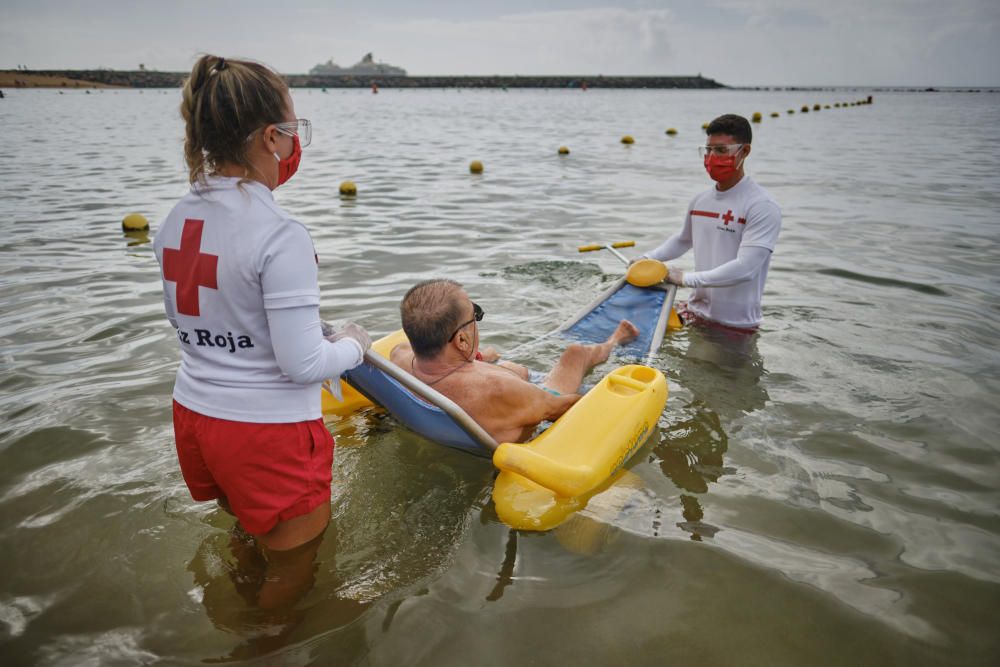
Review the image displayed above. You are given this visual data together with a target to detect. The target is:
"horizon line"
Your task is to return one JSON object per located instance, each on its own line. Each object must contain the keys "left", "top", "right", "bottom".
{"left": 2, "top": 68, "right": 998, "bottom": 91}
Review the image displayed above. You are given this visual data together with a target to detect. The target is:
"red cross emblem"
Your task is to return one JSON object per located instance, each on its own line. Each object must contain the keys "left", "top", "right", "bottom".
{"left": 162, "top": 218, "right": 218, "bottom": 316}
{"left": 722, "top": 210, "right": 734, "bottom": 225}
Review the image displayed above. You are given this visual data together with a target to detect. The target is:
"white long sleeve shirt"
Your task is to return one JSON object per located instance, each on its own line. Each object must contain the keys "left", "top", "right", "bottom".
{"left": 647, "top": 176, "right": 781, "bottom": 329}
{"left": 154, "top": 176, "right": 362, "bottom": 422}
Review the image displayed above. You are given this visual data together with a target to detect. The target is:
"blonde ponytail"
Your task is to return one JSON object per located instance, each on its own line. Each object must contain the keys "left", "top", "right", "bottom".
{"left": 179, "top": 55, "right": 289, "bottom": 183}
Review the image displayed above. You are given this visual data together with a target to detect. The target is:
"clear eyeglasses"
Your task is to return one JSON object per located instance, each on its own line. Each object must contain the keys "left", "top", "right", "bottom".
{"left": 274, "top": 118, "right": 312, "bottom": 147}
{"left": 698, "top": 143, "right": 743, "bottom": 157}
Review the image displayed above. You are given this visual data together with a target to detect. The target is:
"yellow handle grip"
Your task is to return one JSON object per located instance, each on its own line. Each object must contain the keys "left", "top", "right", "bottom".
{"left": 493, "top": 444, "right": 595, "bottom": 498}
{"left": 578, "top": 241, "right": 635, "bottom": 253}
{"left": 607, "top": 373, "right": 650, "bottom": 392}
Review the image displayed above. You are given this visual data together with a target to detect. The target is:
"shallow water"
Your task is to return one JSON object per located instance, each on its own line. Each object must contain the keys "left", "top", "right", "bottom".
{"left": 1, "top": 87, "right": 999, "bottom": 665}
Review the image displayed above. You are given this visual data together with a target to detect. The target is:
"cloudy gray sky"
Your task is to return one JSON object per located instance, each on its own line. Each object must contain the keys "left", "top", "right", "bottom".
{"left": 2, "top": 0, "right": 998, "bottom": 87}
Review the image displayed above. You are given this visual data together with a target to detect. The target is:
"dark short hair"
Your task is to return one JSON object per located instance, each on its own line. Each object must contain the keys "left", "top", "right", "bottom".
{"left": 706, "top": 114, "right": 752, "bottom": 144}
{"left": 400, "top": 279, "right": 466, "bottom": 357}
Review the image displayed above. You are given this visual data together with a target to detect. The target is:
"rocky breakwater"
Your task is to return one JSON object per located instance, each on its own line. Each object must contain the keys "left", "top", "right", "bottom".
{"left": 3, "top": 70, "right": 724, "bottom": 90}
{"left": 293, "top": 74, "right": 723, "bottom": 89}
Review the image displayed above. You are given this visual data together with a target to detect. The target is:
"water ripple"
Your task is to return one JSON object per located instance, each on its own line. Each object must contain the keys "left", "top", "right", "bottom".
{"left": 1, "top": 88, "right": 999, "bottom": 665}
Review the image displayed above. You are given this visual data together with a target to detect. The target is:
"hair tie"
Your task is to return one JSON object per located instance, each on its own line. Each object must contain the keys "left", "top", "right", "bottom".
{"left": 214, "top": 57, "right": 226, "bottom": 72}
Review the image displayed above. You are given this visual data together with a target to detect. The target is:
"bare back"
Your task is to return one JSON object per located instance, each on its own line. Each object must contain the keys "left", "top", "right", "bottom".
{"left": 390, "top": 344, "right": 579, "bottom": 444}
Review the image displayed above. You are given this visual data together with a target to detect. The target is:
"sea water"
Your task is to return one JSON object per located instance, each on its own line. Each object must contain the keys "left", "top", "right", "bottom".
{"left": 1, "top": 87, "right": 998, "bottom": 665}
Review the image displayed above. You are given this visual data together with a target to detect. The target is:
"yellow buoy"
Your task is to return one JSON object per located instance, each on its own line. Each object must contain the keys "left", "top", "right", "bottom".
{"left": 770, "top": 112, "right": 780, "bottom": 118}
{"left": 121, "top": 213, "right": 149, "bottom": 232}
{"left": 469, "top": 160, "right": 484, "bottom": 174}
{"left": 824, "top": 104, "right": 831, "bottom": 109}
{"left": 339, "top": 180, "right": 357, "bottom": 197}
{"left": 813, "top": 104, "right": 821, "bottom": 111}
{"left": 620, "top": 135, "right": 634, "bottom": 145}
{"left": 835, "top": 103, "right": 841, "bottom": 108}
{"left": 801, "top": 105, "right": 809, "bottom": 113}
{"left": 701, "top": 122, "right": 709, "bottom": 130}
{"left": 558, "top": 146, "right": 570, "bottom": 155}
{"left": 751, "top": 112, "right": 762, "bottom": 123}
{"left": 665, "top": 128, "right": 678, "bottom": 136}
{"left": 124, "top": 229, "right": 150, "bottom": 247}
{"left": 787, "top": 109, "right": 795, "bottom": 114}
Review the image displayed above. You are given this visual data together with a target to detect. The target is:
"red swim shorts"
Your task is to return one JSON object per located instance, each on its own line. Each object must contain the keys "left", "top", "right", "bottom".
{"left": 172, "top": 400, "right": 334, "bottom": 535}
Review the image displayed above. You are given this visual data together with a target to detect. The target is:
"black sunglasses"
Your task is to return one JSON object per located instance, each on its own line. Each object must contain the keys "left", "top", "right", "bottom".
{"left": 448, "top": 302, "right": 484, "bottom": 341}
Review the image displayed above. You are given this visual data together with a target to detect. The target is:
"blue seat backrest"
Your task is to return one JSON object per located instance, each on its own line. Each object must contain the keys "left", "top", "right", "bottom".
{"left": 344, "top": 362, "right": 494, "bottom": 457}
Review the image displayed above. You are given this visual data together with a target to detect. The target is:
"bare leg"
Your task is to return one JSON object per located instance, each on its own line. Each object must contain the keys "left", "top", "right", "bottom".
{"left": 257, "top": 502, "right": 331, "bottom": 552}
{"left": 241, "top": 503, "right": 331, "bottom": 611}
{"left": 544, "top": 320, "right": 639, "bottom": 394}
{"left": 257, "top": 530, "right": 326, "bottom": 610}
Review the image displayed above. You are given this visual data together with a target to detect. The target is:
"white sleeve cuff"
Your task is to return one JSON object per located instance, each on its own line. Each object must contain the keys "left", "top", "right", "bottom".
{"left": 342, "top": 337, "right": 365, "bottom": 367}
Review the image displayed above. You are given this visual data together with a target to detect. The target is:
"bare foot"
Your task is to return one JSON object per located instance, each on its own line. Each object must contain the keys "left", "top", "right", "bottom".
{"left": 586, "top": 320, "right": 640, "bottom": 367}
{"left": 609, "top": 320, "right": 640, "bottom": 346}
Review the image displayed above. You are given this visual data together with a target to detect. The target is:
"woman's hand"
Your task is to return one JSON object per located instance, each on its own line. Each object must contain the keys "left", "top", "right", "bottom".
{"left": 325, "top": 322, "right": 372, "bottom": 354}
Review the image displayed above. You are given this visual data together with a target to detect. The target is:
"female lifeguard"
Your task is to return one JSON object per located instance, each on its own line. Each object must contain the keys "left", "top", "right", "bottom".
{"left": 153, "top": 56, "right": 369, "bottom": 578}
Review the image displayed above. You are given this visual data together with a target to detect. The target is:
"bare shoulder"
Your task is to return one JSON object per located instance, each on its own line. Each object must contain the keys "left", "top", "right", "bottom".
{"left": 477, "top": 361, "right": 533, "bottom": 386}
{"left": 452, "top": 363, "right": 554, "bottom": 442}
{"left": 474, "top": 363, "right": 547, "bottom": 407}
{"left": 440, "top": 362, "right": 527, "bottom": 407}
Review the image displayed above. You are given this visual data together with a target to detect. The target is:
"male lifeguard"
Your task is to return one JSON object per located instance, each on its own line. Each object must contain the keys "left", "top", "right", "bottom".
{"left": 644, "top": 114, "right": 781, "bottom": 331}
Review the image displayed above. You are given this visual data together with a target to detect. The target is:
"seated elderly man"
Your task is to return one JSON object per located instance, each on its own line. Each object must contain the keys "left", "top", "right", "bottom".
{"left": 391, "top": 279, "right": 638, "bottom": 444}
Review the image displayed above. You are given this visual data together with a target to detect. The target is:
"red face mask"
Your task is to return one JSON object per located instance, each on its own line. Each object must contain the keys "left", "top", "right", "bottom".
{"left": 274, "top": 134, "right": 301, "bottom": 187}
{"left": 704, "top": 153, "right": 741, "bottom": 183}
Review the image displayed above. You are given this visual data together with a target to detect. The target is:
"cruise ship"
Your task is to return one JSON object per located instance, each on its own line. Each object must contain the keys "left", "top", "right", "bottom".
{"left": 309, "top": 53, "right": 406, "bottom": 77}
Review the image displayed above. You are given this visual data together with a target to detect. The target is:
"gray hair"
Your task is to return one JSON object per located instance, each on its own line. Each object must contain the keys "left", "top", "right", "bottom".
{"left": 400, "top": 279, "right": 466, "bottom": 357}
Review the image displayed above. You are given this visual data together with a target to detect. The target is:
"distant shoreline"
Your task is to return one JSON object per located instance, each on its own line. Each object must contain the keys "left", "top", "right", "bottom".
{"left": 0, "top": 71, "right": 123, "bottom": 89}
{"left": 2, "top": 69, "right": 722, "bottom": 90}
{"left": 1, "top": 70, "right": 995, "bottom": 92}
